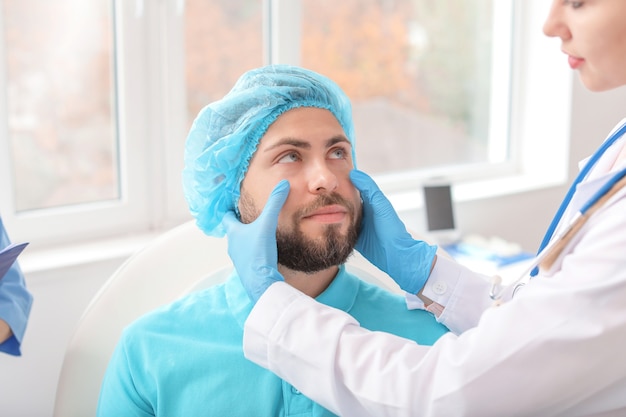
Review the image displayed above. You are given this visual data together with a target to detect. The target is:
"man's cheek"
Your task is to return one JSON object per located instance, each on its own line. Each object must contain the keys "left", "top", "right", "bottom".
{"left": 276, "top": 210, "right": 291, "bottom": 234}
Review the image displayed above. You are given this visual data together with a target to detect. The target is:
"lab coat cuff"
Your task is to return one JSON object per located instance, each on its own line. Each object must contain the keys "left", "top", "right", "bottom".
{"left": 421, "top": 256, "right": 463, "bottom": 306}
{"left": 433, "top": 259, "right": 494, "bottom": 334}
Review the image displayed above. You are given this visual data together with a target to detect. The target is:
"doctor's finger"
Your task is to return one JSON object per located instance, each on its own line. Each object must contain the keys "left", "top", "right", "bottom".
{"left": 257, "top": 180, "right": 290, "bottom": 226}
{"left": 351, "top": 169, "right": 398, "bottom": 221}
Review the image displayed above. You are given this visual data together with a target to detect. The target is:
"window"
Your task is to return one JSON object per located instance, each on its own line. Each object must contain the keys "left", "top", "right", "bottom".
{"left": 0, "top": 0, "right": 571, "bottom": 248}
{"left": 300, "top": 0, "right": 510, "bottom": 177}
{"left": 4, "top": 0, "right": 117, "bottom": 212}
{"left": 184, "top": 0, "right": 264, "bottom": 123}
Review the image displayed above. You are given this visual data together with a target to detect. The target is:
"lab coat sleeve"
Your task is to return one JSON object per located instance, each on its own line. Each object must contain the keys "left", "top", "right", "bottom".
{"left": 0, "top": 217, "right": 33, "bottom": 356}
{"left": 243, "top": 195, "right": 626, "bottom": 417}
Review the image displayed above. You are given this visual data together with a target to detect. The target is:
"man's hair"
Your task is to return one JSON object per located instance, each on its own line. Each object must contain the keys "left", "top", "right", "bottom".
{"left": 182, "top": 65, "right": 356, "bottom": 237}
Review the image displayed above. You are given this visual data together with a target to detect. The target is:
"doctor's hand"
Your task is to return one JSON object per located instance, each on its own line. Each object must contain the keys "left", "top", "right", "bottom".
{"left": 350, "top": 170, "right": 438, "bottom": 294}
{"left": 223, "top": 180, "right": 290, "bottom": 304}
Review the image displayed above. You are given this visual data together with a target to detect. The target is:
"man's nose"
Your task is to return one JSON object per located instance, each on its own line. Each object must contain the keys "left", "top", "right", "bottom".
{"left": 307, "top": 161, "right": 338, "bottom": 193}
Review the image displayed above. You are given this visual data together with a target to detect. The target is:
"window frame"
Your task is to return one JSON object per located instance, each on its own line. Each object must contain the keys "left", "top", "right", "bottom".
{"left": 0, "top": 0, "right": 196, "bottom": 247}
{"left": 446, "top": 0, "right": 571, "bottom": 208}
{"left": 0, "top": 0, "right": 157, "bottom": 247}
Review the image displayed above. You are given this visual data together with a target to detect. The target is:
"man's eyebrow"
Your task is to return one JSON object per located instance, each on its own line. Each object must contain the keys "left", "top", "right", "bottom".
{"left": 263, "top": 138, "right": 311, "bottom": 152}
{"left": 262, "top": 135, "right": 351, "bottom": 152}
{"left": 326, "top": 135, "right": 351, "bottom": 148}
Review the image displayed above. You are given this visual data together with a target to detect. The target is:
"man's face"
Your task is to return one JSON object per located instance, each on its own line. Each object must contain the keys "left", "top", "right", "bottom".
{"left": 239, "top": 107, "right": 362, "bottom": 273}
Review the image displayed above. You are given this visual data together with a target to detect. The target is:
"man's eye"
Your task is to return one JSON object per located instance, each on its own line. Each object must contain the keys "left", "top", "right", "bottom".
{"left": 278, "top": 152, "right": 300, "bottom": 163}
{"left": 329, "top": 148, "right": 347, "bottom": 159}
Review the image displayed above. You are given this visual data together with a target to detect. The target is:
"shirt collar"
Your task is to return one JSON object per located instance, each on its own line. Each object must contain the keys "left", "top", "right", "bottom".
{"left": 225, "top": 264, "right": 359, "bottom": 328}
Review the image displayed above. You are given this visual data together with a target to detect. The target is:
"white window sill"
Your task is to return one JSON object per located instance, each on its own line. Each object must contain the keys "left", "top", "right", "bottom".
{"left": 387, "top": 170, "right": 566, "bottom": 212}
{"left": 19, "top": 230, "right": 163, "bottom": 274}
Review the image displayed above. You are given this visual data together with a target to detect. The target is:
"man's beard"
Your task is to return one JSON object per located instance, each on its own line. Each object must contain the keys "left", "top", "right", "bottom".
{"left": 239, "top": 191, "right": 361, "bottom": 273}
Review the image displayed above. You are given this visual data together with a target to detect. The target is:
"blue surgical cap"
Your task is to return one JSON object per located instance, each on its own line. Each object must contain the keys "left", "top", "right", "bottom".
{"left": 182, "top": 64, "right": 356, "bottom": 237}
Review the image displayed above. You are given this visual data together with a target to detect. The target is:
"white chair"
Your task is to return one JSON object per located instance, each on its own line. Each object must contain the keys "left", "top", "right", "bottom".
{"left": 52, "top": 220, "right": 399, "bottom": 417}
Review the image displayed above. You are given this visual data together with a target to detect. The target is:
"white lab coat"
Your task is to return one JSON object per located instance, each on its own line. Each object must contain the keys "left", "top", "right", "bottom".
{"left": 243, "top": 120, "right": 626, "bottom": 417}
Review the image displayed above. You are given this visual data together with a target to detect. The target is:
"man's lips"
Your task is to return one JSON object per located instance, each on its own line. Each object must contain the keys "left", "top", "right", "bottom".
{"left": 302, "top": 205, "right": 348, "bottom": 223}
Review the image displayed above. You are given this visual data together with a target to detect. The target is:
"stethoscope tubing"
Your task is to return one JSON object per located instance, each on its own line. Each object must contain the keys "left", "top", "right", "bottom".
{"left": 530, "top": 121, "right": 626, "bottom": 277}
{"left": 490, "top": 122, "right": 626, "bottom": 302}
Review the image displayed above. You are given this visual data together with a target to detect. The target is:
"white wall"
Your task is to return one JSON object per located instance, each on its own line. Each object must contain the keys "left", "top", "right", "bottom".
{"left": 2, "top": 79, "right": 626, "bottom": 417}
{"left": 0, "top": 258, "right": 122, "bottom": 417}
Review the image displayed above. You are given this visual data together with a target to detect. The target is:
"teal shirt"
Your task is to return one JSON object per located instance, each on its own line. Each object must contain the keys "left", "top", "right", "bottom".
{"left": 97, "top": 266, "right": 448, "bottom": 417}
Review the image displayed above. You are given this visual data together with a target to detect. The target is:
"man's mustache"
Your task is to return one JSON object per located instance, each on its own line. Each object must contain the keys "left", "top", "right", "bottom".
{"left": 295, "top": 193, "right": 356, "bottom": 219}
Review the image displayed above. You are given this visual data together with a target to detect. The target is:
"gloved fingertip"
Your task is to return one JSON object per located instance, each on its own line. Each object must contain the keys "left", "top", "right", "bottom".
{"left": 349, "top": 169, "right": 367, "bottom": 184}
{"left": 351, "top": 172, "right": 376, "bottom": 210}
{"left": 266, "top": 180, "right": 290, "bottom": 210}
{"left": 350, "top": 170, "right": 379, "bottom": 194}
{"left": 272, "top": 179, "right": 290, "bottom": 196}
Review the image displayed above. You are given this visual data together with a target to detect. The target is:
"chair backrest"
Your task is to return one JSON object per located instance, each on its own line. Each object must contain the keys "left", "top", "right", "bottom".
{"left": 52, "top": 220, "right": 399, "bottom": 417}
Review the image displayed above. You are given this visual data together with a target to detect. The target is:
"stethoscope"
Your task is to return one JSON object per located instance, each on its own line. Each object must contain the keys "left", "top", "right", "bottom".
{"left": 490, "top": 122, "right": 626, "bottom": 304}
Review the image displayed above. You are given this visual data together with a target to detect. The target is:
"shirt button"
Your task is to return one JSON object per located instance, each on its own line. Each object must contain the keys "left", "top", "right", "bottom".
{"left": 431, "top": 281, "right": 447, "bottom": 295}
{"left": 291, "top": 386, "right": 301, "bottom": 395}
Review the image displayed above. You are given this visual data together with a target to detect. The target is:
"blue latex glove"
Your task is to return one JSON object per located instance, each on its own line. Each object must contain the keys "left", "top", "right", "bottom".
{"left": 223, "top": 180, "right": 290, "bottom": 303}
{"left": 350, "top": 170, "right": 438, "bottom": 294}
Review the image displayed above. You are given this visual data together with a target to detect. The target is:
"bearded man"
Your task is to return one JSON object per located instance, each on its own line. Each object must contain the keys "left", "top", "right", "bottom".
{"left": 97, "top": 65, "right": 448, "bottom": 417}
